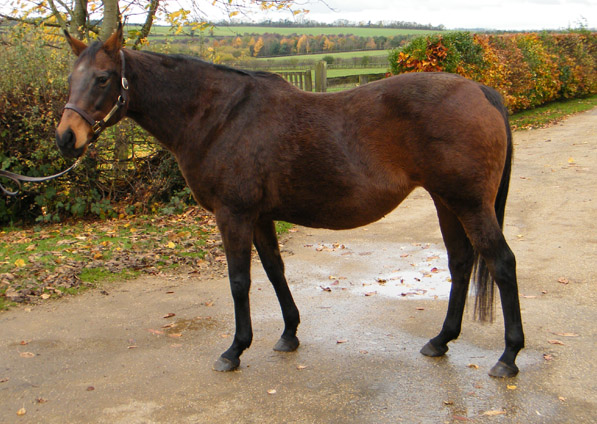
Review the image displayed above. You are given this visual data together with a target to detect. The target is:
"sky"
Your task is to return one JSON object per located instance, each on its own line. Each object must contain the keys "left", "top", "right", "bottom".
{"left": 1, "top": 0, "right": 595, "bottom": 31}
{"left": 255, "top": 0, "right": 596, "bottom": 31}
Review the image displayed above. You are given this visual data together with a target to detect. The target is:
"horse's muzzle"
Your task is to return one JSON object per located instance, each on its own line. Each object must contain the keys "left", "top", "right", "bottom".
{"left": 55, "top": 128, "right": 87, "bottom": 158}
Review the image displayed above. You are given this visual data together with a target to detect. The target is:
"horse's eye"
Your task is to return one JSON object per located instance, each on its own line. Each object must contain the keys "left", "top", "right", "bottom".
{"left": 97, "top": 76, "right": 109, "bottom": 86}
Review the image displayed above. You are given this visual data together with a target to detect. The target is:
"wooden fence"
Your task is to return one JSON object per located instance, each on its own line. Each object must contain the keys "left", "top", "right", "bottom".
{"left": 276, "top": 70, "right": 313, "bottom": 91}
{"left": 277, "top": 61, "right": 387, "bottom": 93}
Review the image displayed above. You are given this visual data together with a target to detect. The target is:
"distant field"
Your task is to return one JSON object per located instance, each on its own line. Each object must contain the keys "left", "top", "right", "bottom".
{"left": 256, "top": 50, "right": 390, "bottom": 63}
{"left": 145, "top": 25, "right": 442, "bottom": 38}
{"left": 271, "top": 68, "right": 388, "bottom": 78}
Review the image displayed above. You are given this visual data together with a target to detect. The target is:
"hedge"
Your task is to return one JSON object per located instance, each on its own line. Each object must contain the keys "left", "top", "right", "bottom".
{"left": 388, "top": 31, "right": 597, "bottom": 112}
{"left": 0, "top": 30, "right": 190, "bottom": 225}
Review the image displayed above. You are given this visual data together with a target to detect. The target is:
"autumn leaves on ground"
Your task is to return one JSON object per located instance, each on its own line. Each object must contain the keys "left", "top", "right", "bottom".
{"left": 0, "top": 208, "right": 226, "bottom": 309}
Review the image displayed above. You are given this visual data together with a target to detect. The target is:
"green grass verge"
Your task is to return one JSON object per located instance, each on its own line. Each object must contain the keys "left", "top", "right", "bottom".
{"left": 510, "top": 95, "right": 597, "bottom": 130}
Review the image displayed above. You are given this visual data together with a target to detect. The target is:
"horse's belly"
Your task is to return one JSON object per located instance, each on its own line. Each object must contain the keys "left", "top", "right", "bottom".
{"left": 275, "top": 185, "right": 412, "bottom": 230}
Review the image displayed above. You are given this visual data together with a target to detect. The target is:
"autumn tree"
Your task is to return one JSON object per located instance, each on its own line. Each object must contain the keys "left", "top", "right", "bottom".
{"left": 1, "top": 0, "right": 307, "bottom": 48}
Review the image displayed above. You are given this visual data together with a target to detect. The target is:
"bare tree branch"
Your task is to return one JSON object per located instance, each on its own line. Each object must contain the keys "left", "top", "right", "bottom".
{"left": 133, "top": 0, "right": 159, "bottom": 49}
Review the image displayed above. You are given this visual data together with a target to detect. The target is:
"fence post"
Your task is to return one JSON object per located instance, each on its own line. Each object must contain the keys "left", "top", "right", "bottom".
{"left": 358, "top": 74, "right": 369, "bottom": 85}
{"left": 304, "top": 70, "right": 313, "bottom": 92}
{"left": 315, "top": 61, "right": 327, "bottom": 92}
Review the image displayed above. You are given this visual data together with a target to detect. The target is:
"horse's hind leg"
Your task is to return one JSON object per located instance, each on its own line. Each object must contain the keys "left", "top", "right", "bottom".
{"left": 421, "top": 196, "right": 475, "bottom": 357}
{"left": 456, "top": 205, "right": 524, "bottom": 377}
{"left": 253, "top": 219, "right": 300, "bottom": 352}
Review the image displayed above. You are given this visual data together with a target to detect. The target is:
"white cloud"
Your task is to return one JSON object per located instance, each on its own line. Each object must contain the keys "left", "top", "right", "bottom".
{"left": 302, "top": 0, "right": 596, "bottom": 30}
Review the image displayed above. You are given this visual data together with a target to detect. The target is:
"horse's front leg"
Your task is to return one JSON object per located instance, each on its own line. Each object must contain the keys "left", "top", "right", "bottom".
{"left": 212, "top": 209, "right": 255, "bottom": 372}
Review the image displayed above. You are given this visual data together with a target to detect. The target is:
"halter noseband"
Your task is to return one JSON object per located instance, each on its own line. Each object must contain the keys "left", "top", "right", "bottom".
{"left": 63, "top": 50, "right": 129, "bottom": 142}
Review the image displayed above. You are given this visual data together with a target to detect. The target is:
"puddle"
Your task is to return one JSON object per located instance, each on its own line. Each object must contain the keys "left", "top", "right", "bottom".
{"left": 305, "top": 241, "right": 452, "bottom": 300}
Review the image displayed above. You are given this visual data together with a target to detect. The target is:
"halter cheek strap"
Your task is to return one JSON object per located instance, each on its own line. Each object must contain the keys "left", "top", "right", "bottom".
{"left": 63, "top": 50, "right": 129, "bottom": 142}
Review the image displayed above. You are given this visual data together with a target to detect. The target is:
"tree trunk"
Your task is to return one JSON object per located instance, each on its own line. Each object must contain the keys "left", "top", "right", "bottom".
{"left": 100, "top": 0, "right": 120, "bottom": 40}
{"left": 70, "top": 0, "right": 88, "bottom": 38}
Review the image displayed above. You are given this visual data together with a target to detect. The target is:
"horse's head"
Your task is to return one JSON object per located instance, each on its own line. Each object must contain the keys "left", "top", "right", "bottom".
{"left": 56, "top": 24, "right": 128, "bottom": 158}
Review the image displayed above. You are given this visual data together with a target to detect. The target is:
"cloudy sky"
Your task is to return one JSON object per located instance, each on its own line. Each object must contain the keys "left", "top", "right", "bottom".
{"left": 272, "top": 0, "right": 596, "bottom": 30}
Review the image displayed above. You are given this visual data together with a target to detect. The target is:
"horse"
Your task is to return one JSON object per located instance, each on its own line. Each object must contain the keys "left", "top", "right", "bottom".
{"left": 55, "top": 25, "right": 524, "bottom": 378}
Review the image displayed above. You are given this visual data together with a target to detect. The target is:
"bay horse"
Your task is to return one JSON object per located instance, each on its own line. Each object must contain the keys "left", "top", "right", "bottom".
{"left": 56, "top": 25, "right": 524, "bottom": 377}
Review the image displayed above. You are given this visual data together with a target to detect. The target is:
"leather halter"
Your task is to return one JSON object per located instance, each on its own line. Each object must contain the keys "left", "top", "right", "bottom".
{"left": 63, "top": 49, "right": 129, "bottom": 143}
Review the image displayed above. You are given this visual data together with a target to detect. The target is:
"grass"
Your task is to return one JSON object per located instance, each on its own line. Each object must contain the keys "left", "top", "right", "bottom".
{"left": 0, "top": 208, "right": 222, "bottom": 309}
{"left": 257, "top": 49, "right": 390, "bottom": 63}
{"left": 510, "top": 95, "right": 597, "bottom": 130}
{"left": 0, "top": 209, "right": 297, "bottom": 309}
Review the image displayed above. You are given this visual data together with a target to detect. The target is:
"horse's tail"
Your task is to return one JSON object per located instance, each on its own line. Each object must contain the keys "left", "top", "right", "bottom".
{"left": 472, "top": 86, "right": 513, "bottom": 322}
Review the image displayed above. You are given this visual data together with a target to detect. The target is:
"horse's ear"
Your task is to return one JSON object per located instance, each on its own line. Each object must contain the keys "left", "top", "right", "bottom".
{"left": 103, "top": 22, "right": 124, "bottom": 55}
{"left": 64, "top": 30, "right": 88, "bottom": 56}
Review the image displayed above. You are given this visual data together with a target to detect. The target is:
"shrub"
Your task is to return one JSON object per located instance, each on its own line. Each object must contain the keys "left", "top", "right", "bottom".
{"left": 0, "top": 28, "right": 189, "bottom": 225}
{"left": 389, "top": 31, "right": 597, "bottom": 112}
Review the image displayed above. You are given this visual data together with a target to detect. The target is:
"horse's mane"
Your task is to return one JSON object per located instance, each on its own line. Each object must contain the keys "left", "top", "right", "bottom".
{"left": 141, "top": 50, "right": 285, "bottom": 82}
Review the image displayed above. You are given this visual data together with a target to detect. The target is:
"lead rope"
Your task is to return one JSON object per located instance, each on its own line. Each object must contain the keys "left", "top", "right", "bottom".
{"left": 0, "top": 157, "right": 83, "bottom": 197}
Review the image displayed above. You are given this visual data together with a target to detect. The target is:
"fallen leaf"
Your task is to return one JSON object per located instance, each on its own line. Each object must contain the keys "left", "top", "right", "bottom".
{"left": 548, "top": 339, "right": 565, "bottom": 345}
{"left": 147, "top": 329, "right": 164, "bottom": 335}
{"left": 364, "top": 291, "right": 377, "bottom": 296}
{"left": 415, "top": 307, "right": 425, "bottom": 311}
{"left": 267, "top": 389, "right": 277, "bottom": 395}
{"left": 86, "top": 386, "right": 95, "bottom": 391}
{"left": 163, "top": 313, "right": 176, "bottom": 319}
{"left": 14, "top": 259, "right": 26, "bottom": 267}
{"left": 336, "top": 339, "right": 348, "bottom": 344}
{"left": 0, "top": 378, "right": 9, "bottom": 383}
{"left": 467, "top": 364, "right": 479, "bottom": 369}
{"left": 482, "top": 410, "right": 506, "bottom": 416}
{"left": 168, "top": 333, "right": 182, "bottom": 338}
{"left": 558, "top": 396, "right": 566, "bottom": 402}
{"left": 320, "top": 286, "right": 332, "bottom": 292}
{"left": 167, "top": 241, "right": 176, "bottom": 249}
{"left": 36, "top": 397, "right": 48, "bottom": 404}
{"left": 19, "top": 340, "right": 29, "bottom": 345}
{"left": 16, "top": 408, "right": 26, "bottom": 416}
{"left": 557, "top": 277, "right": 570, "bottom": 284}
{"left": 507, "top": 384, "right": 517, "bottom": 390}
{"left": 543, "top": 354, "right": 553, "bottom": 361}
{"left": 19, "top": 352, "right": 35, "bottom": 358}
{"left": 443, "top": 400, "right": 454, "bottom": 406}
{"left": 204, "top": 301, "right": 214, "bottom": 307}
{"left": 296, "top": 365, "right": 307, "bottom": 370}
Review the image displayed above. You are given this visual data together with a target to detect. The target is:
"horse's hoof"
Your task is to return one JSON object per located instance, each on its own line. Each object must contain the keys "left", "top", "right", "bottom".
{"left": 488, "top": 361, "right": 519, "bottom": 378}
{"left": 273, "top": 336, "right": 300, "bottom": 352}
{"left": 213, "top": 356, "right": 240, "bottom": 372}
{"left": 420, "top": 341, "right": 449, "bottom": 357}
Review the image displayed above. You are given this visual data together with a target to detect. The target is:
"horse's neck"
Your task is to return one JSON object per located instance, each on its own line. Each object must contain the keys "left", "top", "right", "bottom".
{"left": 124, "top": 50, "right": 235, "bottom": 152}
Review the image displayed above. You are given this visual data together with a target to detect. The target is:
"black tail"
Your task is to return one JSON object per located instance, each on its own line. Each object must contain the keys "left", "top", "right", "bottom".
{"left": 473, "top": 86, "right": 513, "bottom": 322}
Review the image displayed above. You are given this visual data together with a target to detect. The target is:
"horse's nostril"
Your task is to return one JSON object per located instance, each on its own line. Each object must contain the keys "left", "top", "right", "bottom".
{"left": 56, "top": 128, "right": 75, "bottom": 149}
